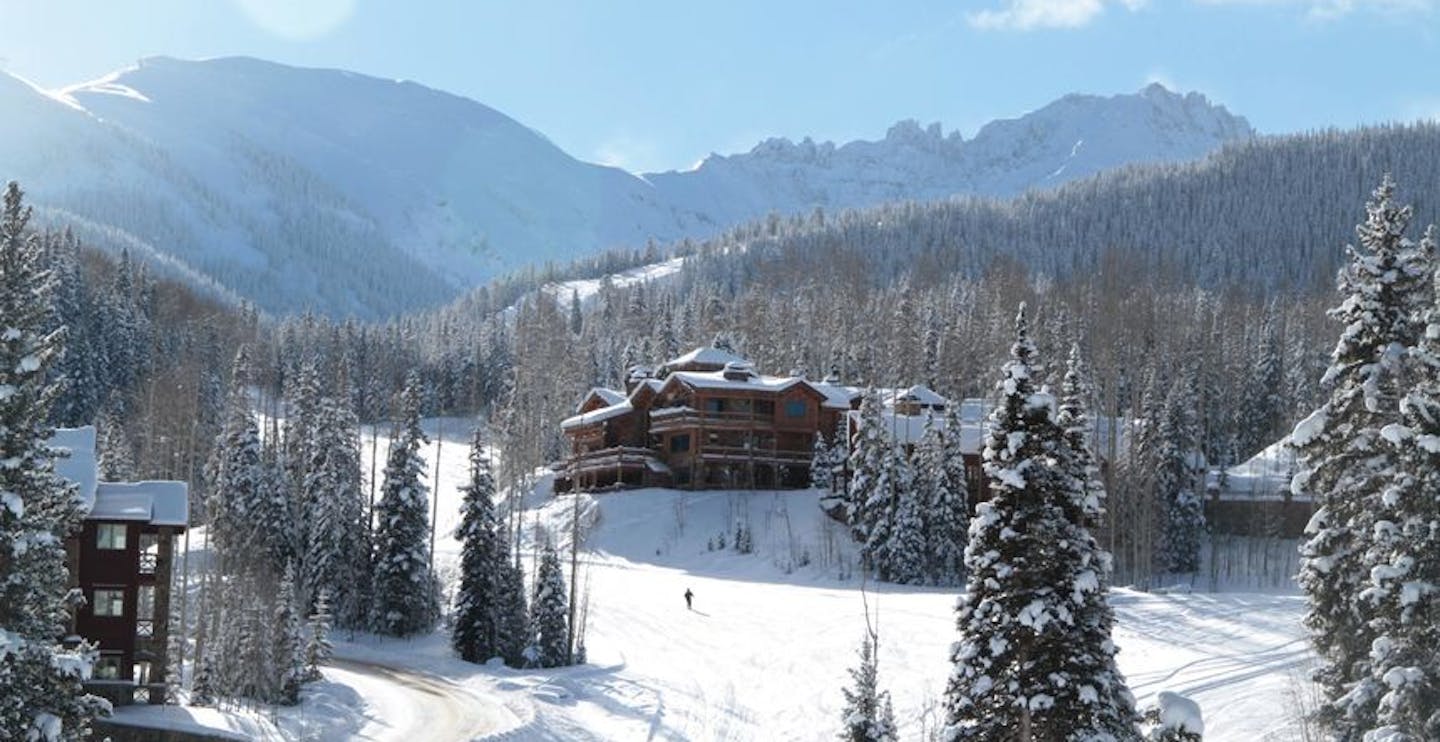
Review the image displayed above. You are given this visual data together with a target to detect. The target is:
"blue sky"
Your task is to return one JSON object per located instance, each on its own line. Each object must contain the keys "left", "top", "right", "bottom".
{"left": 2, "top": 0, "right": 1438, "bottom": 173}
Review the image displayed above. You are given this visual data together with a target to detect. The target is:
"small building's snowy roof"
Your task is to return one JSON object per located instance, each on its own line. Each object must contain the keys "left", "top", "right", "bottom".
{"left": 663, "top": 346, "right": 750, "bottom": 370}
{"left": 561, "top": 400, "right": 635, "bottom": 430}
{"left": 91, "top": 481, "right": 189, "bottom": 527}
{"left": 50, "top": 426, "right": 98, "bottom": 511}
{"left": 576, "top": 387, "right": 627, "bottom": 412}
{"left": 850, "top": 410, "right": 986, "bottom": 453}
{"left": 47, "top": 426, "right": 189, "bottom": 526}
{"left": 884, "top": 385, "right": 948, "bottom": 408}
{"left": 1209, "top": 435, "right": 1302, "bottom": 502}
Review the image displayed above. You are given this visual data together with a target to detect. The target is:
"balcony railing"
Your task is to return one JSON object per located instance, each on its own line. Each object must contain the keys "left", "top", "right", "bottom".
{"left": 564, "top": 446, "right": 663, "bottom": 473}
{"left": 649, "top": 407, "right": 776, "bottom": 429}
{"left": 138, "top": 553, "right": 158, "bottom": 575}
{"left": 136, "top": 620, "right": 154, "bottom": 639}
{"left": 697, "top": 445, "right": 812, "bottom": 463}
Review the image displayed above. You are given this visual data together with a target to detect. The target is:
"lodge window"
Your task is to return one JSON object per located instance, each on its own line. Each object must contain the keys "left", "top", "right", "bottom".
{"left": 93, "top": 588, "right": 125, "bottom": 617}
{"left": 755, "top": 400, "right": 775, "bottom": 416}
{"left": 94, "top": 653, "right": 123, "bottom": 680}
{"left": 704, "top": 399, "right": 725, "bottom": 413}
{"left": 785, "top": 400, "right": 807, "bottom": 418}
{"left": 96, "top": 523, "right": 127, "bottom": 550}
{"left": 670, "top": 434, "right": 691, "bottom": 453}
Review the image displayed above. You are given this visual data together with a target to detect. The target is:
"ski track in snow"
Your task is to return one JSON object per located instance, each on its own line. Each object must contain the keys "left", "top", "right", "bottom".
{"left": 319, "top": 659, "right": 514, "bottom": 742}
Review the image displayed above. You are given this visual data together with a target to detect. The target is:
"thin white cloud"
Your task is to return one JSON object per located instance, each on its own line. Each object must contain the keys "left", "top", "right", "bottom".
{"left": 231, "top": 0, "right": 356, "bottom": 41}
{"left": 968, "top": 0, "right": 1147, "bottom": 31}
{"left": 1194, "top": 0, "right": 1434, "bottom": 20}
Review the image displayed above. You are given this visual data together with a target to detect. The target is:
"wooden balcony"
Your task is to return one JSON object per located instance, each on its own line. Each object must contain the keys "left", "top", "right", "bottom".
{"left": 697, "top": 445, "right": 812, "bottom": 464}
{"left": 649, "top": 406, "right": 775, "bottom": 431}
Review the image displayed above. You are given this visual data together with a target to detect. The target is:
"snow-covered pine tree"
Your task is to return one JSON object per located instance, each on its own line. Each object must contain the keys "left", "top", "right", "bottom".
{"left": 370, "top": 372, "right": 437, "bottom": 636}
{"left": 283, "top": 358, "right": 322, "bottom": 561}
{"left": 943, "top": 304, "right": 1141, "bottom": 741}
{"left": 846, "top": 390, "right": 884, "bottom": 543}
{"left": 1157, "top": 376, "right": 1204, "bottom": 575}
{"left": 1360, "top": 247, "right": 1440, "bottom": 741}
{"left": 302, "top": 392, "right": 367, "bottom": 628}
{"left": 861, "top": 440, "right": 901, "bottom": 581}
{"left": 303, "top": 589, "right": 333, "bottom": 683}
{"left": 916, "top": 413, "right": 968, "bottom": 585}
{"left": 886, "top": 447, "right": 927, "bottom": 585}
{"left": 273, "top": 562, "right": 305, "bottom": 705}
{"left": 838, "top": 633, "right": 898, "bottom": 742}
{"left": 1292, "top": 176, "right": 1434, "bottom": 738}
{"left": 204, "top": 346, "right": 268, "bottom": 576}
{"left": 0, "top": 181, "right": 106, "bottom": 741}
{"left": 495, "top": 535, "right": 530, "bottom": 667}
{"left": 260, "top": 434, "right": 297, "bottom": 576}
{"left": 1237, "top": 308, "right": 1285, "bottom": 459}
{"left": 528, "top": 540, "right": 571, "bottom": 668}
{"left": 453, "top": 427, "right": 505, "bottom": 663}
{"left": 96, "top": 404, "right": 136, "bottom": 481}
{"left": 1056, "top": 343, "right": 1142, "bottom": 740}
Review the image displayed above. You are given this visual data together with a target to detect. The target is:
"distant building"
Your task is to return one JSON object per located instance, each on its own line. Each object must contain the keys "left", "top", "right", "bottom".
{"left": 1205, "top": 435, "right": 1314, "bottom": 537}
{"left": 556, "top": 346, "right": 993, "bottom": 494}
{"left": 51, "top": 427, "right": 188, "bottom": 707}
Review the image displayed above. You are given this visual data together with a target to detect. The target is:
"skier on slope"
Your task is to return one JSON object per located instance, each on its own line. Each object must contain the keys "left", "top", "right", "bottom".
{"left": 684, "top": 588, "right": 694, "bottom": 610}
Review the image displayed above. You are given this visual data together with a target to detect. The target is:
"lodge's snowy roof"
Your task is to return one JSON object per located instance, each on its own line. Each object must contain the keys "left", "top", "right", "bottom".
{"left": 46, "top": 427, "right": 190, "bottom": 526}
{"left": 50, "top": 426, "right": 98, "bottom": 511}
{"left": 810, "top": 382, "right": 864, "bottom": 410}
{"left": 91, "top": 482, "right": 189, "bottom": 526}
{"left": 577, "top": 387, "right": 627, "bottom": 412}
{"left": 666, "top": 369, "right": 813, "bottom": 394}
{"left": 663, "top": 346, "right": 750, "bottom": 370}
{"left": 561, "top": 400, "right": 635, "bottom": 430}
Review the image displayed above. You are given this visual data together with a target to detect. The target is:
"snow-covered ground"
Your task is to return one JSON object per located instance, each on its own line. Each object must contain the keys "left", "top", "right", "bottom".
{"left": 168, "top": 417, "right": 1310, "bottom": 740}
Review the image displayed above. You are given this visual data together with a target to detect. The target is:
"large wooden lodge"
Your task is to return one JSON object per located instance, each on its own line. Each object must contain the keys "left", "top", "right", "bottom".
{"left": 52, "top": 426, "right": 188, "bottom": 707}
{"left": 555, "top": 346, "right": 988, "bottom": 495}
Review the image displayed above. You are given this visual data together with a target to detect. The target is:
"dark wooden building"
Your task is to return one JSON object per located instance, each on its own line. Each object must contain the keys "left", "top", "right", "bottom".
{"left": 52, "top": 427, "right": 188, "bottom": 706}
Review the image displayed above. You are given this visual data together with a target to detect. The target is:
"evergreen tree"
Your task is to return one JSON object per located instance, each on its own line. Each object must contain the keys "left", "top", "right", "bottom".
{"left": 453, "top": 428, "right": 506, "bottom": 663}
{"left": 371, "top": 372, "right": 437, "bottom": 636}
{"left": 1056, "top": 343, "right": 1142, "bottom": 740}
{"left": 494, "top": 534, "right": 530, "bottom": 667}
{"left": 273, "top": 562, "right": 305, "bottom": 705}
{"left": 861, "top": 442, "right": 902, "bottom": 581}
{"left": 1292, "top": 177, "right": 1433, "bottom": 738}
{"left": 1359, "top": 252, "right": 1440, "bottom": 741}
{"left": 943, "top": 305, "right": 1141, "bottom": 741}
{"left": 886, "top": 450, "right": 927, "bottom": 585}
{"left": 917, "top": 413, "right": 968, "bottom": 585}
{"left": 303, "top": 589, "right": 333, "bottom": 683}
{"left": 839, "top": 634, "right": 898, "bottom": 742}
{"left": 528, "top": 541, "right": 571, "bottom": 668}
{"left": 96, "top": 404, "right": 136, "bottom": 481}
{"left": 846, "top": 391, "right": 885, "bottom": 543}
{"left": 0, "top": 181, "right": 106, "bottom": 740}
{"left": 303, "top": 392, "right": 367, "bottom": 628}
{"left": 1157, "top": 377, "right": 1204, "bottom": 574}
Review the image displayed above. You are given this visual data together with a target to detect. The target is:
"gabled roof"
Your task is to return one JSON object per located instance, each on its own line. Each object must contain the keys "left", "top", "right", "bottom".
{"left": 576, "top": 387, "right": 627, "bottom": 413}
{"left": 662, "top": 369, "right": 822, "bottom": 397}
{"left": 810, "top": 382, "right": 865, "bottom": 410}
{"left": 663, "top": 346, "right": 750, "bottom": 370}
{"left": 561, "top": 400, "right": 635, "bottom": 430}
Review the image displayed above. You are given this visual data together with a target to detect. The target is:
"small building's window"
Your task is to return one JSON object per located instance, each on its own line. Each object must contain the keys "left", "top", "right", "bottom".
{"left": 96, "top": 523, "right": 127, "bottom": 551}
{"left": 669, "top": 434, "right": 691, "bottom": 453}
{"left": 94, "top": 653, "right": 123, "bottom": 680}
{"left": 93, "top": 589, "right": 125, "bottom": 617}
{"left": 785, "top": 400, "right": 807, "bottom": 418}
{"left": 137, "top": 585, "right": 155, "bottom": 620}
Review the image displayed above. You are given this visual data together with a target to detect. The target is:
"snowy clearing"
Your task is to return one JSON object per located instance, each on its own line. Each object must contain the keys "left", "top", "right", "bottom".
{"left": 175, "top": 418, "right": 1311, "bottom": 741}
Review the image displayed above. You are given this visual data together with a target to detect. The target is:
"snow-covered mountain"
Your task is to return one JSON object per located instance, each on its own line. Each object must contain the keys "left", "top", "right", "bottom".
{"left": 0, "top": 57, "right": 1252, "bottom": 317}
